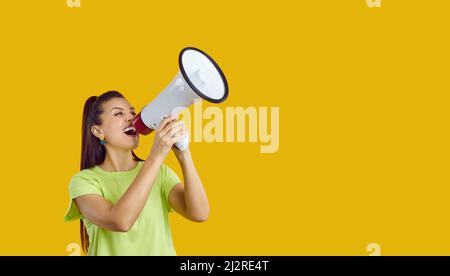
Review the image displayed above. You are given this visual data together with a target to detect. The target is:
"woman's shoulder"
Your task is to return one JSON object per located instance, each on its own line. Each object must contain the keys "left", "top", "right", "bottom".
{"left": 68, "top": 167, "right": 104, "bottom": 198}
{"left": 69, "top": 167, "right": 102, "bottom": 188}
{"left": 72, "top": 166, "right": 98, "bottom": 179}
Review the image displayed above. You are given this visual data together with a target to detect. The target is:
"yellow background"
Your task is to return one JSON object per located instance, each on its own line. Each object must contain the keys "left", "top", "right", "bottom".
{"left": 0, "top": 0, "right": 448, "bottom": 255}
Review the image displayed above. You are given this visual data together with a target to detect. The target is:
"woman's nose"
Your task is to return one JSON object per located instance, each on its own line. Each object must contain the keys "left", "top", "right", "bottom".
{"left": 127, "top": 113, "right": 134, "bottom": 122}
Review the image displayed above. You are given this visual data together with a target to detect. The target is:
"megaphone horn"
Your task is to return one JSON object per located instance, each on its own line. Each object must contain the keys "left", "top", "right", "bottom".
{"left": 132, "top": 47, "right": 229, "bottom": 151}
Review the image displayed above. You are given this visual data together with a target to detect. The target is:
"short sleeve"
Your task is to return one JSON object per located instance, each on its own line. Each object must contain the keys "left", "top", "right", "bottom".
{"left": 64, "top": 173, "right": 103, "bottom": 222}
{"left": 161, "top": 164, "right": 181, "bottom": 212}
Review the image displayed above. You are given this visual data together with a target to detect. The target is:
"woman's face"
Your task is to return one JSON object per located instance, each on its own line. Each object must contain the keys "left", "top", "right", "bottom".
{"left": 93, "top": 97, "right": 139, "bottom": 151}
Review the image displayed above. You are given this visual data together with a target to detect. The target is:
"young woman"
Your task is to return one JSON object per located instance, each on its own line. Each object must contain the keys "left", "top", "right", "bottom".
{"left": 64, "top": 91, "right": 209, "bottom": 256}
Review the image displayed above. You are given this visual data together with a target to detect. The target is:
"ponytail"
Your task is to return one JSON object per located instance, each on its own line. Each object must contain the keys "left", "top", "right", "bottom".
{"left": 79, "top": 91, "right": 143, "bottom": 254}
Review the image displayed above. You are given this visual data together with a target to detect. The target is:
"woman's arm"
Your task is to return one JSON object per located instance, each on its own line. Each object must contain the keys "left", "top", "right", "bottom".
{"left": 74, "top": 155, "right": 163, "bottom": 232}
{"left": 74, "top": 116, "right": 185, "bottom": 232}
{"left": 168, "top": 149, "right": 210, "bottom": 222}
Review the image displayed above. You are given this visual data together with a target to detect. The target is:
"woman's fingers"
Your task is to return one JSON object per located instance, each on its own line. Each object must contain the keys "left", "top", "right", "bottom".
{"left": 153, "top": 116, "right": 187, "bottom": 149}
{"left": 150, "top": 116, "right": 189, "bottom": 160}
{"left": 169, "top": 124, "right": 185, "bottom": 137}
{"left": 157, "top": 116, "right": 177, "bottom": 132}
{"left": 160, "top": 120, "right": 185, "bottom": 138}
{"left": 170, "top": 128, "right": 187, "bottom": 144}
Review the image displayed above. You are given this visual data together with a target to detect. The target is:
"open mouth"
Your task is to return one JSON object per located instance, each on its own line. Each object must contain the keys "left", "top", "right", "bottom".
{"left": 123, "top": 126, "right": 137, "bottom": 137}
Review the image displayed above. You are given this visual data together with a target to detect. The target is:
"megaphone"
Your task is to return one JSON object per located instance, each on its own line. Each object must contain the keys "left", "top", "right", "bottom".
{"left": 132, "top": 47, "right": 229, "bottom": 151}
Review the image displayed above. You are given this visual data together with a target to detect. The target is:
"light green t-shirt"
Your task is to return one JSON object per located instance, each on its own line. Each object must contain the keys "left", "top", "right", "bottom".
{"left": 64, "top": 161, "right": 181, "bottom": 256}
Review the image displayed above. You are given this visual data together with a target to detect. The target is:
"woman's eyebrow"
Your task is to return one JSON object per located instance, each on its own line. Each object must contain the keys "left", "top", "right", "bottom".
{"left": 111, "top": 107, "right": 135, "bottom": 112}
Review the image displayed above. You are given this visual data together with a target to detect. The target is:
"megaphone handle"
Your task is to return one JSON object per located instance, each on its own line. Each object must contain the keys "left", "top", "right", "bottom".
{"left": 175, "top": 135, "right": 189, "bottom": 151}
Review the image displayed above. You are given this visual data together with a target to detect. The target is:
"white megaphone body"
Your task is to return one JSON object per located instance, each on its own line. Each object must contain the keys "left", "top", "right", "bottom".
{"left": 132, "top": 47, "right": 229, "bottom": 151}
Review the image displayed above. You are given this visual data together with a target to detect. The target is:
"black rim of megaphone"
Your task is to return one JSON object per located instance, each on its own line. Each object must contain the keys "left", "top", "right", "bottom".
{"left": 179, "top": 47, "right": 229, "bottom": 104}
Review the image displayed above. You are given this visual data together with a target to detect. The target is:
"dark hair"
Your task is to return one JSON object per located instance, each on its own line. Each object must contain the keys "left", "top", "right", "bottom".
{"left": 79, "top": 90, "right": 143, "bottom": 254}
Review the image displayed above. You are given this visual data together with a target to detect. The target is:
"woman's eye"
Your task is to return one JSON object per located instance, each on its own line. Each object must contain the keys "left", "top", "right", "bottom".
{"left": 131, "top": 112, "right": 136, "bottom": 116}
{"left": 114, "top": 112, "right": 123, "bottom": 116}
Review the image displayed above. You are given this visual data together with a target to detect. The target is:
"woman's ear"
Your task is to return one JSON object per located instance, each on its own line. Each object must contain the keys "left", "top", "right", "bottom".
{"left": 91, "top": 125, "right": 104, "bottom": 139}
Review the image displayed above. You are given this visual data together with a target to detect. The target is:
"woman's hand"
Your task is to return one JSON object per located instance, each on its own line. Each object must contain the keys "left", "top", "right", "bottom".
{"left": 171, "top": 123, "right": 190, "bottom": 158}
{"left": 148, "top": 116, "right": 186, "bottom": 161}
